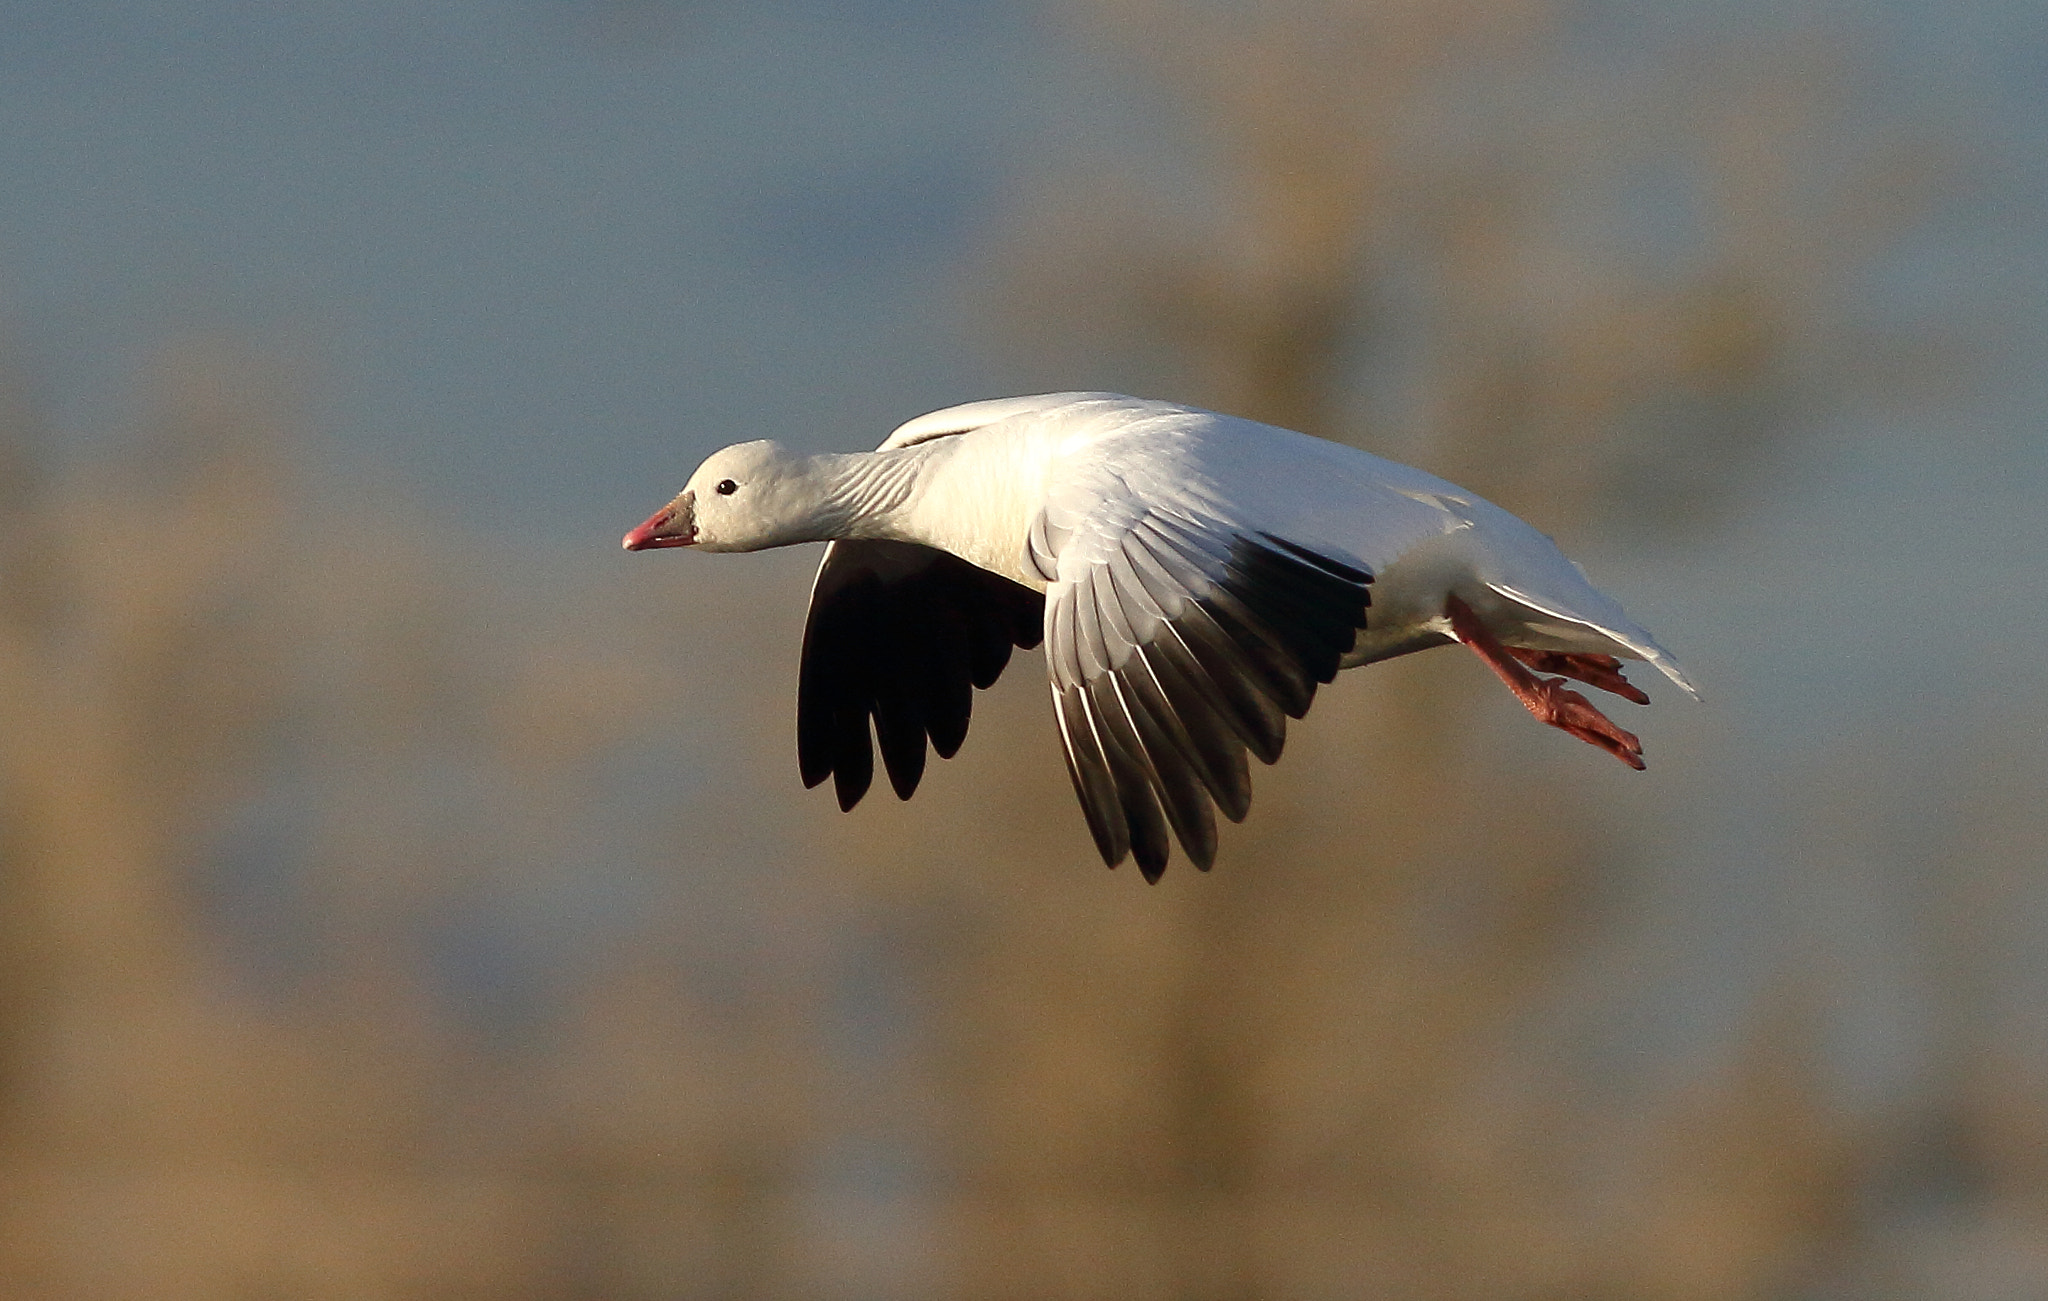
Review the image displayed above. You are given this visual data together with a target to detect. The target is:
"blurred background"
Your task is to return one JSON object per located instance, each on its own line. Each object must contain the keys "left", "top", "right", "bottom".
{"left": 0, "top": 1, "right": 2043, "bottom": 1297}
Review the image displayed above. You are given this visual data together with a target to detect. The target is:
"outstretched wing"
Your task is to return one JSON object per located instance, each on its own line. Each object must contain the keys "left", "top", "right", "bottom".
{"left": 1041, "top": 511, "right": 1373, "bottom": 882}
{"left": 797, "top": 539, "right": 1045, "bottom": 811}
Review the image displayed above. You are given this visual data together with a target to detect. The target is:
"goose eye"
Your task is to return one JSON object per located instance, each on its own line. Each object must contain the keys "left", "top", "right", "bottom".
{"left": 715, "top": 479, "right": 738, "bottom": 496}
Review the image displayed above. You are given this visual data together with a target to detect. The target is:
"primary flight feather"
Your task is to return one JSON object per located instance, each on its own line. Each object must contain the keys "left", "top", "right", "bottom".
{"left": 624, "top": 393, "right": 1694, "bottom": 881}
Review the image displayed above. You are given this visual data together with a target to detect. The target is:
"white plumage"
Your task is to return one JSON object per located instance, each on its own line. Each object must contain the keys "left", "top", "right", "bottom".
{"left": 625, "top": 392, "right": 1694, "bottom": 880}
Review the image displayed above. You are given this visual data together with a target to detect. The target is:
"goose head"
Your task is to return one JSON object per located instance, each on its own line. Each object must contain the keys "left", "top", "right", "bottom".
{"left": 623, "top": 440, "right": 841, "bottom": 553}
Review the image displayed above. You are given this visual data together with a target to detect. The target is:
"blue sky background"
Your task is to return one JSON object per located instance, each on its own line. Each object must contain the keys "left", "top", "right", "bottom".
{"left": 1, "top": 1, "right": 1064, "bottom": 531}
{"left": 3, "top": 0, "right": 2040, "bottom": 527}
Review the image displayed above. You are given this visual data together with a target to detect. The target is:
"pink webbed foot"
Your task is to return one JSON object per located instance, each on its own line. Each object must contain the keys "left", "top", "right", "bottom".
{"left": 1506, "top": 648, "right": 1651, "bottom": 705}
{"left": 1522, "top": 675, "right": 1646, "bottom": 769}
{"left": 1444, "top": 595, "right": 1647, "bottom": 770}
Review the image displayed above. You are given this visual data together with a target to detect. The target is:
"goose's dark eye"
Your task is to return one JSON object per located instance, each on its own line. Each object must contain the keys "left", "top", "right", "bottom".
{"left": 715, "top": 479, "right": 737, "bottom": 496}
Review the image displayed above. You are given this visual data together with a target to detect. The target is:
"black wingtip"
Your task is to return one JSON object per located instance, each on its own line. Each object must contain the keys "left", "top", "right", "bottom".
{"left": 798, "top": 540, "right": 1044, "bottom": 819}
{"left": 883, "top": 753, "right": 925, "bottom": 802}
{"left": 832, "top": 764, "right": 871, "bottom": 813}
{"left": 1132, "top": 818, "right": 1170, "bottom": 880}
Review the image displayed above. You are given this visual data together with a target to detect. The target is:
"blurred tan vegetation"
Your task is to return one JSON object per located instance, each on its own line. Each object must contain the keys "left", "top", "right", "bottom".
{"left": 0, "top": 2, "right": 2039, "bottom": 1299}
{"left": 0, "top": 343, "right": 856, "bottom": 1297}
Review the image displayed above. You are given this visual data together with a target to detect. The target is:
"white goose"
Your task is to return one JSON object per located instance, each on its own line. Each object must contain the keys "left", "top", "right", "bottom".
{"left": 625, "top": 393, "right": 1694, "bottom": 880}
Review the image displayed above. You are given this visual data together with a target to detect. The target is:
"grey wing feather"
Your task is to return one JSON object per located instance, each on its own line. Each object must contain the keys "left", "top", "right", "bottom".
{"left": 1043, "top": 521, "right": 1373, "bottom": 880}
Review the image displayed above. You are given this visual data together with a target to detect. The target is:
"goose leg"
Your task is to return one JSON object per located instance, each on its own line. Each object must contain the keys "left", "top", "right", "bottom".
{"left": 1444, "top": 595, "right": 1646, "bottom": 770}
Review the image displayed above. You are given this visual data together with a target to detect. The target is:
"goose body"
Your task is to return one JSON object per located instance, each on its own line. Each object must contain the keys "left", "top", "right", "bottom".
{"left": 626, "top": 392, "right": 1693, "bottom": 880}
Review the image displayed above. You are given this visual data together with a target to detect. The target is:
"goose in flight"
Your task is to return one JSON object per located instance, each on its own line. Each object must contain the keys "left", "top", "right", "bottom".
{"left": 625, "top": 393, "right": 1694, "bottom": 881}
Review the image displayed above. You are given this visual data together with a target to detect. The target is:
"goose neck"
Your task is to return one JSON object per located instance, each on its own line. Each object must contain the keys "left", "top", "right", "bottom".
{"left": 812, "top": 448, "right": 927, "bottom": 539}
